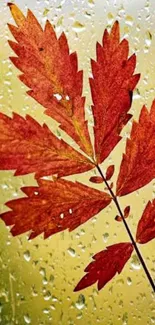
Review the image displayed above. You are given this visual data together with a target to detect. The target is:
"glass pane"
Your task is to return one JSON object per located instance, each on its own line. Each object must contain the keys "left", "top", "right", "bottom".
{"left": 0, "top": 0, "right": 154, "bottom": 324}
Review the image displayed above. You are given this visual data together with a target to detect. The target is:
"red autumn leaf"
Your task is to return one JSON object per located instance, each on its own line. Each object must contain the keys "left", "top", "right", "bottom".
{"left": 74, "top": 242, "right": 133, "bottom": 291}
{"left": 136, "top": 200, "right": 155, "bottom": 244}
{"left": 115, "top": 206, "right": 130, "bottom": 222}
{"left": 7, "top": 3, "right": 93, "bottom": 158}
{"left": 124, "top": 206, "right": 130, "bottom": 218}
{"left": 0, "top": 178, "right": 111, "bottom": 239}
{"left": 105, "top": 165, "right": 115, "bottom": 181}
{"left": 0, "top": 112, "right": 94, "bottom": 178}
{"left": 90, "top": 21, "right": 140, "bottom": 164}
{"left": 117, "top": 100, "right": 155, "bottom": 196}
{"left": 115, "top": 215, "right": 122, "bottom": 222}
{"left": 89, "top": 176, "right": 103, "bottom": 184}
{"left": 3, "top": 4, "right": 154, "bottom": 293}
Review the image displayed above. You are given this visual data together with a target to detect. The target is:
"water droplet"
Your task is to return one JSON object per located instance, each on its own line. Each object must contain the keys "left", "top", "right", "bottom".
{"left": 107, "top": 13, "right": 114, "bottom": 25}
{"left": 52, "top": 295, "right": 58, "bottom": 302}
{"left": 102, "top": 232, "right": 109, "bottom": 243}
{"left": 133, "top": 88, "right": 141, "bottom": 100}
{"left": 43, "top": 277, "right": 48, "bottom": 285}
{"left": 44, "top": 290, "right": 51, "bottom": 301}
{"left": 43, "top": 8, "right": 49, "bottom": 16}
{"left": 53, "top": 93, "right": 62, "bottom": 101}
{"left": 145, "top": 31, "right": 152, "bottom": 47}
{"left": 88, "top": 0, "right": 95, "bottom": 7}
{"left": 125, "top": 15, "right": 133, "bottom": 26}
{"left": 76, "top": 312, "right": 82, "bottom": 319}
{"left": 75, "top": 294, "right": 85, "bottom": 310}
{"left": 67, "top": 247, "right": 76, "bottom": 257}
{"left": 84, "top": 11, "right": 92, "bottom": 19}
{"left": 49, "top": 274, "right": 54, "bottom": 284}
{"left": 23, "top": 250, "right": 31, "bottom": 262}
{"left": 39, "top": 267, "right": 46, "bottom": 277}
{"left": 80, "top": 229, "right": 85, "bottom": 235}
{"left": 24, "top": 314, "right": 31, "bottom": 324}
{"left": 43, "top": 308, "right": 50, "bottom": 314}
{"left": 119, "top": 299, "right": 124, "bottom": 307}
{"left": 127, "top": 277, "right": 132, "bottom": 286}
{"left": 57, "top": 16, "right": 64, "bottom": 27}
{"left": 60, "top": 213, "right": 64, "bottom": 219}
{"left": 72, "top": 22, "right": 85, "bottom": 33}
{"left": 1, "top": 183, "right": 9, "bottom": 190}
{"left": 122, "top": 312, "right": 128, "bottom": 325}
{"left": 131, "top": 255, "right": 141, "bottom": 270}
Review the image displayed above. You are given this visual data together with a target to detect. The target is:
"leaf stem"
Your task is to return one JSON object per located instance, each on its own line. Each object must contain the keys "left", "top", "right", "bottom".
{"left": 96, "top": 164, "right": 155, "bottom": 293}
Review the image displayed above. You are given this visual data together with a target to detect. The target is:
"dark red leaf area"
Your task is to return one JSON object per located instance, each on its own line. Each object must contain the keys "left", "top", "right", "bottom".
{"left": 0, "top": 179, "right": 111, "bottom": 240}
{"left": 117, "top": 101, "right": 155, "bottom": 196}
{"left": 89, "top": 176, "right": 103, "bottom": 184}
{"left": 105, "top": 165, "right": 115, "bottom": 181}
{"left": 124, "top": 206, "right": 130, "bottom": 218}
{"left": 90, "top": 21, "right": 140, "bottom": 164}
{"left": 136, "top": 200, "right": 155, "bottom": 244}
{"left": 74, "top": 242, "right": 133, "bottom": 291}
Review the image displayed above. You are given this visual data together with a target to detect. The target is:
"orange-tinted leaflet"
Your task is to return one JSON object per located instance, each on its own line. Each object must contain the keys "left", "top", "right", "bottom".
{"left": 8, "top": 3, "right": 93, "bottom": 158}
{"left": 0, "top": 178, "right": 111, "bottom": 239}
{"left": 0, "top": 113, "right": 94, "bottom": 178}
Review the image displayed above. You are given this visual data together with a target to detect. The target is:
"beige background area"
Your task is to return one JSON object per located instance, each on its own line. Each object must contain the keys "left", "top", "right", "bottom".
{"left": 0, "top": 0, "right": 155, "bottom": 324}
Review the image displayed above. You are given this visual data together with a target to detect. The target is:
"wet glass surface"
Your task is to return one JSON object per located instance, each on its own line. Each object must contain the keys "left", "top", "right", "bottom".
{"left": 0, "top": 0, "right": 155, "bottom": 324}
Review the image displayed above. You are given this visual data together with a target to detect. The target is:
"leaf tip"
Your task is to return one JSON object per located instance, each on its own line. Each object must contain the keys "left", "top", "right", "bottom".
{"left": 8, "top": 2, "right": 25, "bottom": 26}
{"left": 73, "top": 286, "right": 78, "bottom": 292}
{"left": 113, "top": 20, "right": 119, "bottom": 27}
{"left": 7, "top": 2, "right": 13, "bottom": 7}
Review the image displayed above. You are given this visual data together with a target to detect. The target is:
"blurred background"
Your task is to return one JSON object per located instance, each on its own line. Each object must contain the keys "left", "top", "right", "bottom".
{"left": 0, "top": 0, "right": 155, "bottom": 324}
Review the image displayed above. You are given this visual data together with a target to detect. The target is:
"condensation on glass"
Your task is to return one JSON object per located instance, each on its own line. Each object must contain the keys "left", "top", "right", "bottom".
{"left": 0, "top": 0, "right": 155, "bottom": 324}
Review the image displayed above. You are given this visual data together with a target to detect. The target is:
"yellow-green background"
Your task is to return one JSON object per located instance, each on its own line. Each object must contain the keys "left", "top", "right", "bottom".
{"left": 0, "top": 0, "right": 155, "bottom": 324}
